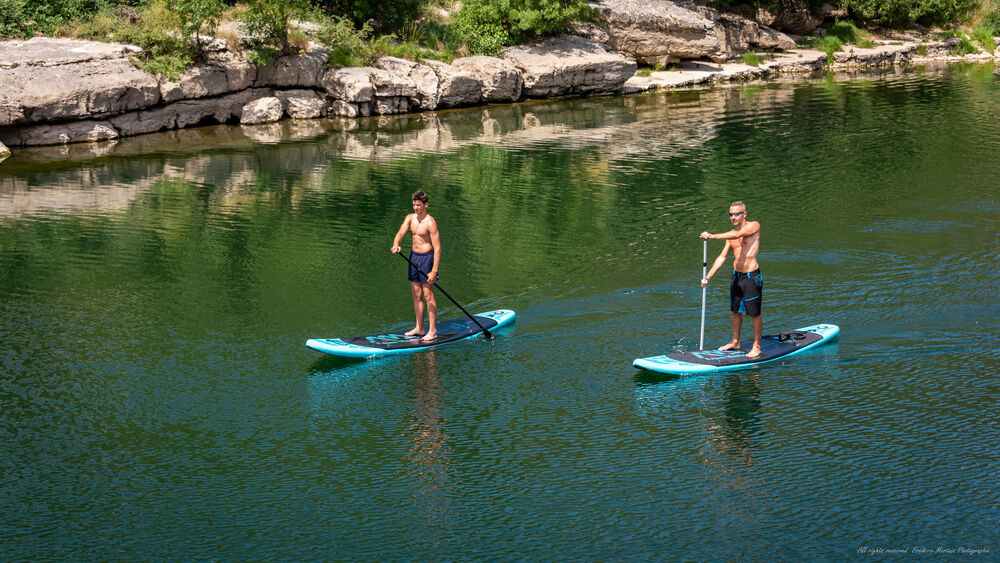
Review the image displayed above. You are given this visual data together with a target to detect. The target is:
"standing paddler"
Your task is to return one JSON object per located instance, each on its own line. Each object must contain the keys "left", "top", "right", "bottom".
{"left": 391, "top": 190, "right": 441, "bottom": 342}
{"left": 700, "top": 201, "right": 764, "bottom": 358}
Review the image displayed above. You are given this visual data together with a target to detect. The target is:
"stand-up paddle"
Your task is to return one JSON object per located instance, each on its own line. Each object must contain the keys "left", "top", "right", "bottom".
{"left": 395, "top": 250, "right": 494, "bottom": 339}
{"left": 700, "top": 238, "right": 707, "bottom": 351}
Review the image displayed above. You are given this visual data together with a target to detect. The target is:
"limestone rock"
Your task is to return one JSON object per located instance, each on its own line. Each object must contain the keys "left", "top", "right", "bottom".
{"left": 369, "top": 68, "right": 418, "bottom": 98}
{"left": 106, "top": 89, "right": 271, "bottom": 138}
{"left": 720, "top": 14, "right": 795, "bottom": 54}
{"left": 771, "top": 0, "right": 824, "bottom": 34}
{"left": 240, "top": 97, "right": 284, "bottom": 124}
{"left": 0, "top": 37, "right": 159, "bottom": 126}
{"left": 588, "top": 0, "right": 728, "bottom": 64}
{"left": 0, "top": 140, "right": 10, "bottom": 162}
{"left": 275, "top": 89, "right": 325, "bottom": 118}
{"left": 451, "top": 56, "right": 524, "bottom": 102}
{"left": 0, "top": 120, "right": 118, "bottom": 146}
{"left": 502, "top": 35, "right": 636, "bottom": 97}
{"left": 159, "top": 51, "right": 257, "bottom": 103}
{"left": 321, "top": 67, "right": 375, "bottom": 102}
{"left": 589, "top": 0, "right": 794, "bottom": 64}
{"left": 377, "top": 57, "right": 439, "bottom": 110}
{"left": 423, "top": 60, "right": 483, "bottom": 107}
{"left": 255, "top": 51, "right": 328, "bottom": 88}
{"left": 329, "top": 100, "right": 373, "bottom": 118}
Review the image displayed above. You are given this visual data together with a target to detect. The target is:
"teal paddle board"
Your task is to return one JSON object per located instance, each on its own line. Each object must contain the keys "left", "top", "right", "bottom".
{"left": 633, "top": 324, "right": 839, "bottom": 375}
{"left": 306, "top": 309, "right": 515, "bottom": 358}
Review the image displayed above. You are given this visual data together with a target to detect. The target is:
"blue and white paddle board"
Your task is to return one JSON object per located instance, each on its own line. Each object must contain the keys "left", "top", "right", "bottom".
{"left": 633, "top": 323, "right": 839, "bottom": 375}
{"left": 306, "top": 309, "right": 515, "bottom": 358}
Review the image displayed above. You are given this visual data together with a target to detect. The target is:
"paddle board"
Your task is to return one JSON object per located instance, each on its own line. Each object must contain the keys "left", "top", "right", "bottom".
{"left": 306, "top": 309, "right": 515, "bottom": 358}
{"left": 633, "top": 323, "right": 839, "bottom": 375}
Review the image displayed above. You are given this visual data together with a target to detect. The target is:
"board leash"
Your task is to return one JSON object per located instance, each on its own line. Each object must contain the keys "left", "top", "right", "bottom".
{"left": 395, "top": 251, "right": 495, "bottom": 339}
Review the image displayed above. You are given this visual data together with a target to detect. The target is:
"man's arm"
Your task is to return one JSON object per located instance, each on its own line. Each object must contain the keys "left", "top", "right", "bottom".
{"left": 701, "top": 221, "right": 759, "bottom": 241}
{"left": 702, "top": 242, "right": 731, "bottom": 288}
{"left": 427, "top": 219, "right": 441, "bottom": 283}
{"left": 390, "top": 214, "right": 412, "bottom": 253}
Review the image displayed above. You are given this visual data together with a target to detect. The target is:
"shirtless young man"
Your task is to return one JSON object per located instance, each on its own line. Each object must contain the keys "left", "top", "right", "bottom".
{"left": 700, "top": 201, "right": 764, "bottom": 358}
{"left": 391, "top": 190, "right": 441, "bottom": 341}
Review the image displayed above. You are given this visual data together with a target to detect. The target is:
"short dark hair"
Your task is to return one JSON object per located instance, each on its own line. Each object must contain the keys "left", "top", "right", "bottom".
{"left": 412, "top": 190, "right": 428, "bottom": 204}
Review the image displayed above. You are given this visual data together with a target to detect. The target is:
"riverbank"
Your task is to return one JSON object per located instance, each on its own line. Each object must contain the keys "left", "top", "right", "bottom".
{"left": 1, "top": 28, "right": 998, "bottom": 155}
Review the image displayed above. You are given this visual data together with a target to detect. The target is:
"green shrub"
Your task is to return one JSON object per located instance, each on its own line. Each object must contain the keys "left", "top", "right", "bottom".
{"left": 972, "top": 25, "right": 997, "bottom": 51}
{"left": 839, "top": 0, "right": 974, "bottom": 25}
{"left": 167, "top": 0, "right": 226, "bottom": 60}
{"left": 453, "top": 0, "right": 592, "bottom": 56}
{"left": 951, "top": 34, "right": 980, "bottom": 54}
{"left": 318, "top": 0, "right": 423, "bottom": 34}
{"left": 983, "top": 9, "right": 1000, "bottom": 35}
{"left": 314, "top": 16, "right": 374, "bottom": 67}
{"left": 0, "top": 0, "right": 141, "bottom": 39}
{"left": 111, "top": 3, "right": 194, "bottom": 80}
{"left": 810, "top": 35, "right": 844, "bottom": 65}
{"left": 241, "top": 0, "right": 311, "bottom": 65}
{"left": 826, "top": 19, "right": 866, "bottom": 43}
{"left": 740, "top": 51, "right": 762, "bottom": 66}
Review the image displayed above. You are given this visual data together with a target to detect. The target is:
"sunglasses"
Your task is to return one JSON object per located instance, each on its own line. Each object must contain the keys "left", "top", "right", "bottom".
{"left": 728, "top": 211, "right": 745, "bottom": 217}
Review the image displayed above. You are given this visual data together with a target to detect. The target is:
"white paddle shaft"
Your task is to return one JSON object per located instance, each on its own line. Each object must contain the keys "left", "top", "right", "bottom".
{"left": 700, "top": 239, "right": 707, "bottom": 350}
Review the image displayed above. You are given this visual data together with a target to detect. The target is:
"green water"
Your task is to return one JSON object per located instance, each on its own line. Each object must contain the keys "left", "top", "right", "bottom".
{"left": 1, "top": 62, "right": 998, "bottom": 560}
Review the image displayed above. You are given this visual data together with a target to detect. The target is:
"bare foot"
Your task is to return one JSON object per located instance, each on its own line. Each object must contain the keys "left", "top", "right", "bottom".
{"left": 421, "top": 332, "right": 437, "bottom": 342}
{"left": 746, "top": 347, "right": 762, "bottom": 359}
{"left": 404, "top": 327, "right": 425, "bottom": 337}
{"left": 718, "top": 341, "right": 742, "bottom": 351}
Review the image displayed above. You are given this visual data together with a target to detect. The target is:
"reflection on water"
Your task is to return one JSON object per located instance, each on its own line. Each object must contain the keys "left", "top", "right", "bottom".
{"left": 403, "top": 351, "right": 457, "bottom": 544}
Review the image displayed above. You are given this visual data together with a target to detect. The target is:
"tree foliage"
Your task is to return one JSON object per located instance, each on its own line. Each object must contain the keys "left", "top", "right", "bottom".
{"left": 838, "top": 0, "right": 975, "bottom": 24}
{"left": 454, "top": 0, "right": 592, "bottom": 56}
{"left": 317, "top": 0, "right": 423, "bottom": 34}
{"left": 241, "top": 0, "right": 311, "bottom": 64}
{"left": 167, "top": 0, "right": 226, "bottom": 58}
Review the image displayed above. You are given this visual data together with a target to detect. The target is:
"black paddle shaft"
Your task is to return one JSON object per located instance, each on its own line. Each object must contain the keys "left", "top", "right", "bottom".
{"left": 395, "top": 251, "right": 494, "bottom": 339}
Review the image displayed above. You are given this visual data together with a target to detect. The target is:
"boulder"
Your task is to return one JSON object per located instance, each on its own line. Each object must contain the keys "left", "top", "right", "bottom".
{"left": 321, "top": 67, "right": 375, "bottom": 102}
{"left": 254, "top": 51, "right": 328, "bottom": 88}
{"left": 451, "top": 56, "right": 524, "bottom": 102}
{"left": 160, "top": 65, "right": 230, "bottom": 103}
{"left": 423, "top": 60, "right": 483, "bottom": 107}
{"left": 0, "top": 120, "right": 118, "bottom": 147}
{"left": 369, "top": 68, "right": 418, "bottom": 98}
{"left": 107, "top": 89, "right": 271, "bottom": 137}
{"left": 588, "top": 0, "right": 728, "bottom": 64}
{"left": 771, "top": 0, "right": 824, "bottom": 34}
{"left": 0, "top": 140, "right": 10, "bottom": 162}
{"left": 159, "top": 51, "right": 257, "bottom": 103}
{"left": 240, "top": 97, "right": 283, "bottom": 124}
{"left": 502, "top": 35, "right": 636, "bottom": 97}
{"left": 275, "top": 89, "right": 326, "bottom": 118}
{"left": 719, "top": 14, "right": 795, "bottom": 54}
{"left": 377, "top": 57, "right": 439, "bottom": 110}
{"left": 329, "top": 100, "right": 373, "bottom": 118}
{"left": 0, "top": 37, "right": 159, "bottom": 126}
{"left": 588, "top": 0, "right": 794, "bottom": 64}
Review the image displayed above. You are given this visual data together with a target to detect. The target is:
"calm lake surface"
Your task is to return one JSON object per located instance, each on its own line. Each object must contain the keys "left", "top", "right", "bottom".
{"left": 2, "top": 62, "right": 998, "bottom": 561}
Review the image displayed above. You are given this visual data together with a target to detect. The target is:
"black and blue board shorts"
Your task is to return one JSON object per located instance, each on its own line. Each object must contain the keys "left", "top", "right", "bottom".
{"left": 730, "top": 269, "right": 763, "bottom": 316}
{"left": 408, "top": 250, "right": 436, "bottom": 284}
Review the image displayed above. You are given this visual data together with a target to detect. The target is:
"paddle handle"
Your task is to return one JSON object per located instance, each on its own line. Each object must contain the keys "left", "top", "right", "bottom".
{"left": 700, "top": 239, "right": 707, "bottom": 351}
{"left": 395, "top": 251, "right": 494, "bottom": 339}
